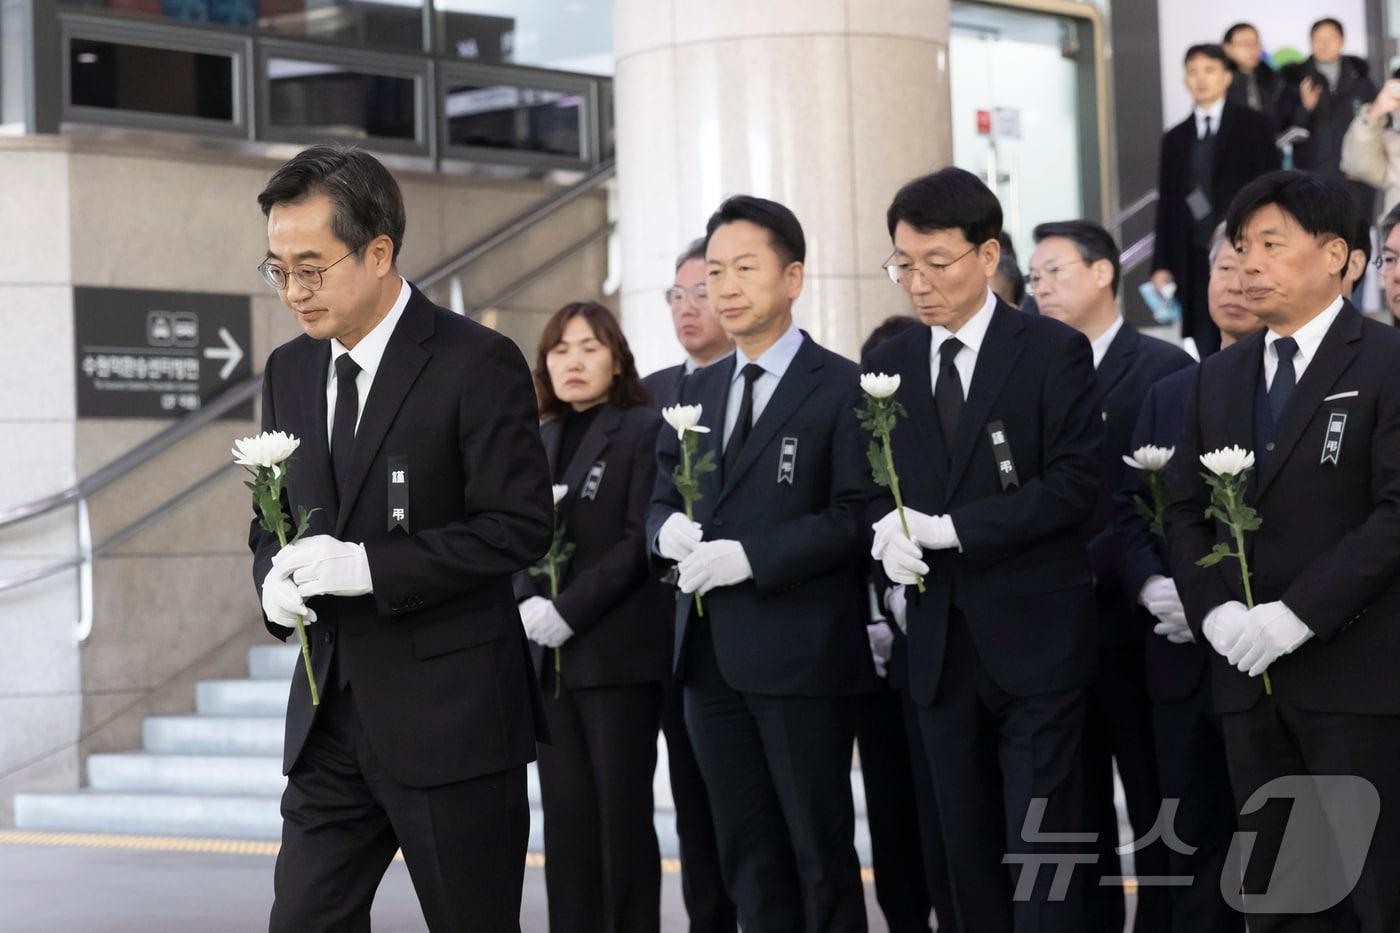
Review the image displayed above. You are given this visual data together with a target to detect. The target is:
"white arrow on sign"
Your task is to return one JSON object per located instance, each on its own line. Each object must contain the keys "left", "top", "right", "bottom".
{"left": 203, "top": 326, "right": 245, "bottom": 381}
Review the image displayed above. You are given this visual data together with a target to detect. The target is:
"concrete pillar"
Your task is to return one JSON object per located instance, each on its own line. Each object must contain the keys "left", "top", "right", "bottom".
{"left": 613, "top": 0, "right": 953, "bottom": 374}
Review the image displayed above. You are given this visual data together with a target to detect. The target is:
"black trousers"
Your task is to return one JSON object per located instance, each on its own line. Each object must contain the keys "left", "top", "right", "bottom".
{"left": 538, "top": 679, "right": 664, "bottom": 933}
{"left": 856, "top": 687, "right": 935, "bottom": 933}
{"left": 1219, "top": 697, "right": 1400, "bottom": 933}
{"left": 900, "top": 692, "right": 960, "bottom": 933}
{"left": 1151, "top": 682, "right": 1243, "bottom": 933}
{"left": 661, "top": 674, "right": 739, "bottom": 932}
{"left": 682, "top": 625, "right": 867, "bottom": 932}
{"left": 271, "top": 678, "right": 529, "bottom": 933}
{"left": 915, "top": 612, "right": 1088, "bottom": 933}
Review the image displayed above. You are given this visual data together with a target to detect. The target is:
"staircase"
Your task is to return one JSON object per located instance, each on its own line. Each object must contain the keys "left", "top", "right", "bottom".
{"left": 14, "top": 643, "right": 876, "bottom": 862}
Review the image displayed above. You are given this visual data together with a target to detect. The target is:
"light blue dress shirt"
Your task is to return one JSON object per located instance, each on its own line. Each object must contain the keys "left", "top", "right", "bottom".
{"left": 722, "top": 321, "right": 805, "bottom": 450}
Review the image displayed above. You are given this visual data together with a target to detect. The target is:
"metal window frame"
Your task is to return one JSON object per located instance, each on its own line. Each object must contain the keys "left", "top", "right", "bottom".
{"left": 58, "top": 11, "right": 252, "bottom": 138}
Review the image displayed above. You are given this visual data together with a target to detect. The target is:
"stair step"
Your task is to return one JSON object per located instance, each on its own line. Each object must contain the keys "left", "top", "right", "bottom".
{"left": 143, "top": 716, "right": 283, "bottom": 757}
{"left": 13, "top": 790, "right": 283, "bottom": 840}
{"left": 247, "top": 643, "right": 300, "bottom": 680}
{"left": 197, "top": 679, "right": 288, "bottom": 717}
{"left": 87, "top": 754, "right": 285, "bottom": 796}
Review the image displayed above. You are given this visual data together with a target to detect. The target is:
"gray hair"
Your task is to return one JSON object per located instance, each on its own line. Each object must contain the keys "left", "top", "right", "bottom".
{"left": 258, "top": 144, "right": 406, "bottom": 262}
{"left": 1382, "top": 203, "right": 1400, "bottom": 246}
{"left": 674, "top": 237, "right": 707, "bottom": 272}
{"left": 1207, "top": 221, "right": 1231, "bottom": 266}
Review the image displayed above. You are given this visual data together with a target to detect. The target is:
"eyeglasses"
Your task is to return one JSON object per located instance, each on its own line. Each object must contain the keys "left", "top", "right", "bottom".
{"left": 1377, "top": 254, "right": 1398, "bottom": 272}
{"left": 665, "top": 283, "right": 708, "bottom": 308}
{"left": 258, "top": 248, "right": 358, "bottom": 292}
{"left": 1025, "top": 259, "right": 1087, "bottom": 296}
{"left": 883, "top": 245, "right": 978, "bottom": 286}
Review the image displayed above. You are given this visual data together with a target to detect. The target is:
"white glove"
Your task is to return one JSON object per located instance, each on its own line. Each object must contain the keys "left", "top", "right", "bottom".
{"left": 658, "top": 513, "right": 704, "bottom": 562}
{"left": 519, "top": 596, "right": 574, "bottom": 648}
{"left": 872, "top": 508, "right": 959, "bottom": 557}
{"left": 1202, "top": 601, "right": 1250, "bottom": 660}
{"left": 261, "top": 569, "right": 316, "bottom": 628}
{"left": 877, "top": 532, "right": 929, "bottom": 586}
{"left": 867, "top": 622, "right": 894, "bottom": 678}
{"left": 1140, "top": 575, "right": 1192, "bottom": 644}
{"left": 884, "top": 586, "right": 909, "bottom": 635}
{"left": 1231, "top": 601, "right": 1314, "bottom": 677}
{"left": 678, "top": 539, "right": 753, "bottom": 595}
{"left": 274, "top": 535, "right": 374, "bottom": 598}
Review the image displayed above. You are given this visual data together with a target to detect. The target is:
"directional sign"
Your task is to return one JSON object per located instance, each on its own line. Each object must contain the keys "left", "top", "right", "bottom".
{"left": 74, "top": 287, "right": 253, "bottom": 420}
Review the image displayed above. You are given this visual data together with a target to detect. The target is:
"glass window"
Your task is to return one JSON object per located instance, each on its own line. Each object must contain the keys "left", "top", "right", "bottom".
{"left": 266, "top": 57, "right": 416, "bottom": 140}
{"left": 434, "top": 0, "right": 613, "bottom": 75}
{"left": 70, "top": 38, "right": 234, "bottom": 121}
{"left": 443, "top": 82, "right": 583, "bottom": 157}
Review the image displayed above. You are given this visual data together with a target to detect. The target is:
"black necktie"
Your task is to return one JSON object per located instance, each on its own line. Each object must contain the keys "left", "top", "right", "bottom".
{"left": 935, "top": 337, "right": 965, "bottom": 456}
{"left": 1269, "top": 337, "right": 1298, "bottom": 426}
{"left": 723, "top": 364, "right": 765, "bottom": 480}
{"left": 1202, "top": 114, "right": 1213, "bottom": 139}
{"left": 331, "top": 354, "right": 362, "bottom": 496}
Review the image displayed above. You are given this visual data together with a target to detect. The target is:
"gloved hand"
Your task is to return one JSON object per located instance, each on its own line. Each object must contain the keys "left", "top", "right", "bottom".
{"left": 658, "top": 513, "right": 704, "bottom": 562}
{"left": 261, "top": 568, "right": 316, "bottom": 628}
{"left": 877, "top": 532, "right": 929, "bottom": 586}
{"left": 871, "top": 508, "right": 959, "bottom": 556}
{"left": 1140, "top": 575, "right": 1192, "bottom": 644}
{"left": 1202, "top": 601, "right": 1249, "bottom": 660}
{"left": 274, "top": 535, "right": 374, "bottom": 598}
{"left": 519, "top": 596, "right": 574, "bottom": 648}
{"left": 1230, "top": 601, "right": 1314, "bottom": 677}
{"left": 678, "top": 540, "right": 753, "bottom": 596}
{"left": 884, "top": 586, "right": 909, "bottom": 635}
{"left": 867, "top": 622, "right": 894, "bottom": 678}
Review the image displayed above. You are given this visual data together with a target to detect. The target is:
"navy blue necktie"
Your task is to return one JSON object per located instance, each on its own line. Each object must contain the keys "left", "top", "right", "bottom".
{"left": 1269, "top": 337, "right": 1298, "bottom": 427}
{"left": 723, "top": 364, "right": 765, "bottom": 480}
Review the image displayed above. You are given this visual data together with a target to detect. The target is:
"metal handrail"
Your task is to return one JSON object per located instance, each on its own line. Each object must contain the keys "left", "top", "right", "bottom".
{"left": 1121, "top": 232, "right": 1157, "bottom": 276}
{"left": 1108, "top": 189, "right": 1159, "bottom": 232}
{"left": 466, "top": 222, "right": 614, "bottom": 317}
{"left": 418, "top": 160, "right": 615, "bottom": 292}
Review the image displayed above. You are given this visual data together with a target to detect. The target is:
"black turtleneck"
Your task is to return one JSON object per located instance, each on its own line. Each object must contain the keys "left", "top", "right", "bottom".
{"left": 555, "top": 404, "right": 603, "bottom": 482}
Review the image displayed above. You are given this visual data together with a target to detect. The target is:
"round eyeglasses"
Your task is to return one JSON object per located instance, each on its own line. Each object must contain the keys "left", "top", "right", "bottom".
{"left": 258, "top": 248, "right": 357, "bottom": 292}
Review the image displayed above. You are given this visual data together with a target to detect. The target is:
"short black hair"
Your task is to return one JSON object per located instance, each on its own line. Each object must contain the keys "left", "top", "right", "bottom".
{"left": 1225, "top": 171, "right": 1358, "bottom": 278}
{"left": 1032, "top": 219, "right": 1122, "bottom": 296}
{"left": 1223, "top": 22, "right": 1257, "bottom": 44}
{"left": 258, "top": 144, "right": 406, "bottom": 262}
{"left": 886, "top": 167, "right": 1003, "bottom": 246}
{"left": 1184, "top": 43, "right": 1231, "bottom": 68}
{"left": 1311, "top": 17, "right": 1343, "bottom": 37}
{"left": 1351, "top": 211, "right": 1373, "bottom": 269}
{"left": 704, "top": 196, "right": 805, "bottom": 266}
{"left": 993, "top": 253, "right": 1026, "bottom": 307}
{"left": 859, "top": 315, "right": 921, "bottom": 364}
{"left": 997, "top": 230, "right": 1018, "bottom": 260}
{"left": 675, "top": 237, "right": 707, "bottom": 271}
{"left": 1381, "top": 202, "right": 1400, "bottom": 245}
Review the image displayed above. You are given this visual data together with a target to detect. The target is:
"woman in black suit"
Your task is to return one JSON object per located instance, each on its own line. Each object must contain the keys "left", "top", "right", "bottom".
{"left": 516, "top": 301, "right": 671, "bottom": 933}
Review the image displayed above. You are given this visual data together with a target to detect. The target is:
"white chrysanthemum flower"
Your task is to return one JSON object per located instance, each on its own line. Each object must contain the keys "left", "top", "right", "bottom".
{"left": 552, "top": 484, "right": 569, "bottom": 507}
{"left": 860, "top": 372, "right": 902, "bottom": 399}
{"left": 1200, "top": 446, "right": 1255, "bottom": 477}
{"left": 1122, "top": 445, "right": 1175, "bottom": 472}
{"left": 661, "top": 404, "right": 711, "bottom": 440}
{"left": 232, "top": 431, "right": 300, "bottom": 470}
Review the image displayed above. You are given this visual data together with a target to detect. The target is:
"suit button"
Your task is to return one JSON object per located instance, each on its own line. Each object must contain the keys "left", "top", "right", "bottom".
{"left": 1266, "top": 442, "right": 1276, "bottom": 451}
{"left": 323, "top": 631, "right": 334, "bottom": 644}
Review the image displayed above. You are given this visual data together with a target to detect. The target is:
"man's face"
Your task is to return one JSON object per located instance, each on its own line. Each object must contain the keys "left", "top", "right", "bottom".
{"left": 1311, "top": 24, "right": 1344, "bottom": 63}
{"left": 1382, "top": 224, "right": 1400, "bottom": 316}
{"left": 1028, "top": 236, "right": 1113, "bottom": 336}
{"left": 1234, "top": 204, "right": 1349, "bottom": 327}
{"left": 669, "top": 258, "right": 730, "bottom": 359}
{"left": 1207, "top": 241, "right": 1265, "bottom": 342}
{"left": 265, "top": 193, "right": 392, "bottom": 347}
{"left": 890, "top": 221, "right": 999, "bottom": 329}
{"left": 1224, "top": 27, "right": 1262, "bottom": 71}
{"left": 1185, "top": 54, "right": 1233, "bottom": 106}
{"left": 706, "top": 220, "right": 802, "bottom": 343}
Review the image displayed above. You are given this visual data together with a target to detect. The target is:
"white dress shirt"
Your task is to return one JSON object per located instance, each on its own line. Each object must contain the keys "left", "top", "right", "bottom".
{"left": 1090, "top": 316, "right": 1125, "bottom": 370}
{"left": 1263, "top": 296, "right": 1343, "bottom": 390}
{"left": 722, "top": 321, "right": 804, "bottom": 449}
{"left": 929, "top": 288, "right": 997, "bottom": 400}
{"left": 1194, "top": 98, "right": 1225, "bottom": 139}
{"left": 326, "top": 277, "right": 411, "bottom": 447}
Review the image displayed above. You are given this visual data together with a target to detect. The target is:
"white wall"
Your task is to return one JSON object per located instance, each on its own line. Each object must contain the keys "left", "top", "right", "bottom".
{"left": 1157, "top": 0, "right": 1369, "bottom": 129}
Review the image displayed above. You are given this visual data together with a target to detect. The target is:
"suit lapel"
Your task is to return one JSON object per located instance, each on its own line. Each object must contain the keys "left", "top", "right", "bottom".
{"left": 1256, "top": 303, "right": 1362, "bottom": 499}
{"left": 297, "top": 340, "right": 339, "bottom": 530}
{"left": 334, "top": 292, "right": 435, "bottom": 537}
{"left": 540, "top": 419, "right": 562, "bottom": 478}
{"left": 1093, "top": 323, "right": 1137, "bottom": 408}
{"left": 1223, "top": 330, "right": 1265, "bottom": 499}
{"left": 694, "top": 357, "right": 731, "bottom": 513}
{"left": 716, "top": 336, "right": 822, "bottom": 505}
{"left": 947, "top": 303, "right": 1024, "bottom": 493}
{"left": 559, "top": 405, "right": 620, "bottom": 508}
{"left": 894, "top": 325, "right": 947, "bottom": 488}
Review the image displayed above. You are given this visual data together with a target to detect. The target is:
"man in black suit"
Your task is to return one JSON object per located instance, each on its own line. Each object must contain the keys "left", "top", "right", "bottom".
{"left": 248, "top": 145, "right": 554, "bottom": 932}
{"left": 1223, "top": 23, "right": 1287, "bottom": 130}
{"left": 865, "top": 168, "right": 1101, "bottom": 933}
{"left": 643, "top": 239, "right": 735, "bottom": 410}
{"left": 1115, "top": 230, "right": 1260, "bottom": 933}
{"left": 1166, "top": 170, "right": 1400, "bottom": 931}
{"left": 648, "top": 196, "right": 876, "bottom": 930}
{"left": 1030, "top": 219, "right": 1193, "bottom": 933}
{"left": 1152, "top": 43, "right": 1281, "bottom": 357}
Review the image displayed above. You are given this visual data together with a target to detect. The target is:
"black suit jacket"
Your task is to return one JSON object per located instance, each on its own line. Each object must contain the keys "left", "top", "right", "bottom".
{"left": 862, "top": 300, "right": 1102, "bottom": 704}
{"left": 646, "top": 333, "right": 877, "bottom": 698}
{"left": 643, "top": 364, "right": 687, "bottom": 411}
{"left": 1227, "top": 61, "right": 1287, "bottom": 131}
{"left": 250, "top": 285, "right": 554, "bottom": 786}
{"left": 1152, "top": 102, "right": 1280, "bottom": 281}
{"left": 1114, "top": 365, "right": 1210, "bottom": 702}
{"left": 1165, "top": 302, "right": 1400, "bottom": 714}
{"left": 513, "top": 404, "right": 672, "bottom": 687}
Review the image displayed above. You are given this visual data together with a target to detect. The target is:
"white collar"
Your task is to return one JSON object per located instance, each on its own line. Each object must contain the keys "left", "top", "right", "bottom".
{"left": 1194, "top": 99, "right": 1225, "bottom": 134}
{"left": 930, "top": 288, "right": 997, "bottom": 354}
{"left": 329, "top": 277, "right": 411, "bottom": 383}
{"left": 1090, "top": 315, "right": 1125, "bottom": 369}
{"left": 1265, "top": 295, "right": 1344, "bottom": 362}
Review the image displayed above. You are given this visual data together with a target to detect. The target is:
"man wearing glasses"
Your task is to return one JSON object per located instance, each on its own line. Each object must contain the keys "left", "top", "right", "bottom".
{"left": 248, "top": 144, "right": 554, "bottom": 931}
{"left": 864, "top": 168, "right": 1101, "bottom": 932}
{"left": 643, "top": 238, "right": 735, "bottom": 409}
